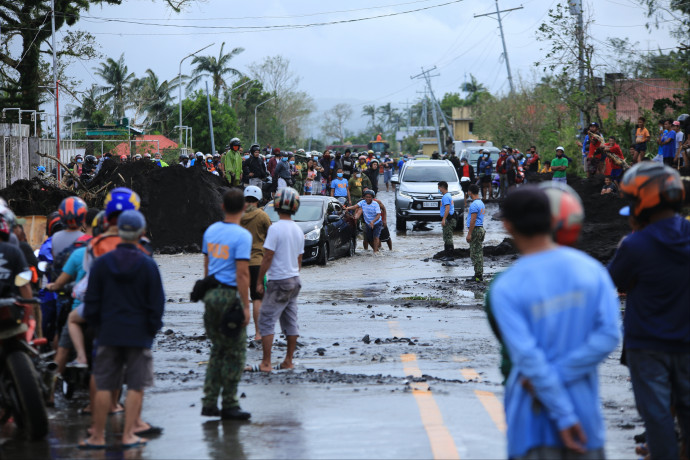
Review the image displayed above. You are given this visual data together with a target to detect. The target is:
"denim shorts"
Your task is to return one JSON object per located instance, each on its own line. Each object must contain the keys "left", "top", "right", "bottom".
{"left": 365, "top": 221, "right": 383, "bottom": 242}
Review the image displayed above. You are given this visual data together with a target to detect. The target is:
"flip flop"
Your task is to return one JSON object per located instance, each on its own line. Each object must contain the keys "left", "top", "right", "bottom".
{"left": 273, "top": 364, "right": 294, "bottom": 372}
{"left": 134, "top": 425, "right": 163, "bottom": 437}
{"left": 78, "top": 439, "right": 106, "bottom": 450}
{"left": 109, "top": 407, "right": 124, "bottom": 415}
{"left": 122, "top": 437, "right": 147, "bottom": 449}
{"left": 245, "top": 363, "right": 271, "bottom": 372}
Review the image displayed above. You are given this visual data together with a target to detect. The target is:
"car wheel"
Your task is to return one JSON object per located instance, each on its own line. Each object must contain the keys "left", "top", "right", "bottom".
{"left": 395, "top": 217, "right": 406, "bottom": 232}
{"left": 348, "top": 238, "right": 355, "bottom": 257}
{"left": 317, "top": 242, "right": 328, "bottom": 266}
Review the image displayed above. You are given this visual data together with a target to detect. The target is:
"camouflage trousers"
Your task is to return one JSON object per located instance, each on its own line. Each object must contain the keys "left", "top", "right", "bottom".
{"left": 442, "top": 215, "right": 457, "bottom": 247}
{"left": 202, "top": 287, "right": 247, "bottom": 410}
{"left": 470, "top": 226, "right": 486, "bottom": 277}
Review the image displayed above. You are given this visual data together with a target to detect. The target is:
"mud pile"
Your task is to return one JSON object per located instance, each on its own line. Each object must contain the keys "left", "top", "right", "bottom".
{"left": 433, "top": 238, "right": 517, "bottom": 260}
{"left": 0, "top": 178, "right": 75, "bottom": 215}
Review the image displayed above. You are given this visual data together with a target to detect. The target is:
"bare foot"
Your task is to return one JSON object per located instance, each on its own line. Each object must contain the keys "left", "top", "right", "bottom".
{"left": 278, "top": 362, "right": 294, "bottom": 370}
{"left": 253, "top": 334, "right": 261, "bottom": 341}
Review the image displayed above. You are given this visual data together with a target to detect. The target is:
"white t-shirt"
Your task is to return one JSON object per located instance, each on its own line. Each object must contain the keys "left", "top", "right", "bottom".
{"left": 675, "top": 131, "right": 685, "bottom": 154}
{"left": 263, "top": 219, "right": 304, "bottom": 280}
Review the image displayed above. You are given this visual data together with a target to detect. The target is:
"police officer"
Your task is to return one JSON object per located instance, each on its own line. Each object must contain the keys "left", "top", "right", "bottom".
{"left": 200, "top": 189, "right": 252, "bottom": 420}
{"left": 438, "top": 181, "right": 457, "bottom": 261}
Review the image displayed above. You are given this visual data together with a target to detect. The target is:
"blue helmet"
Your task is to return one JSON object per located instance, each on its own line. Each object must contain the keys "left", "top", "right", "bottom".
{"left": 37, "top": 165, "right": 46, "bottom": 173}
{"left": 104, "top": 187, "right": 141, "bottom": 218}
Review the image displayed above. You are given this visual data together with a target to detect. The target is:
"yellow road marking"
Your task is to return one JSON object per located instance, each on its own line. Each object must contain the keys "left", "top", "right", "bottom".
{"left": 460, "top": 368, "right": 480, "bottom": 381}
{"left": 391, "top": 324, "right": 460, "bottom": 460}
{"left": 435, "top": 332, "right": 450, "bottom": 339}
{"left": 474, "top": 390, "right": 507, "bottom": 434}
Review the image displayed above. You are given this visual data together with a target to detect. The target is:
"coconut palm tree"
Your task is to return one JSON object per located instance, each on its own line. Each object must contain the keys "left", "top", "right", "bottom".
{"left": 187, "top": 42, "right": 244, "bottom": 98}
{"left": 94, "top": 53, "right": 136, "bottom": 121}
{"left": 362, "top": 104, "right": 376, "bottom": 129}
{"left": 461, "top": 74, "right": 489, "bottom": 106}
{"left": 68, "top": 84, "right": 107, "bottom": 127}
{"left": 141, "top": 70, "right": 176, "bottom": 133}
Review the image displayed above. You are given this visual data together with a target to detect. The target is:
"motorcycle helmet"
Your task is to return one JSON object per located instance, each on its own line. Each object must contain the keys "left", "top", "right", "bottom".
{"left": 249, "top": 144, "right": 261, "bottom": 154}
{"left": 143, "top": 153, "right": 151, "bottom": 159}
{"left": 195, "top": 152, "right": 204, "bottom": 159}
{"left": 273, "top": 187, "right": 300, "bottom": 215}
{"left": 58, "top": 196, "right": 88, "bottom": 230}
{"left": 538, "top": 181, "right": 585, "bottom": 246}
{"left": 363, "top": 189, "right": 376, "bottom": 198}
{"left": 179, "top": 153, "right": 189, "bottom": 161}
{"left": 229, "top": 138, "right": 241, "bottom": 149}
{"left": 46, "top": 211, "right": 64, "bottom": 236}
{"left": 213, "top": 153, "right": 221, "bottom": 160}
{"left": 91, "top": 210, "right": 107, "bottom": 237}
{"left": 120, "top": 154, "right": 128, "bottom": 161}
{"left": 85, "top": 155, "right": 98, "bottom": 165}
{"left": 104, "top": 187, "right": 141, "bottom": 218}
{"left": 134, "top": 154, "right": 142, "bottom": 161}
{"left": 0, "top": 203, "right": 15, "bottom": 228}
{"left": 296, "top": 149, "right": 305, "bottom": 155}
{"left": 244, "top": 185, "right": 263, "bottom": 202}
{"left": 37, "top": 165, "right": 46, "bottom": 173}
{"left": 618, "top": 162, "right": 685, "bottom": 219}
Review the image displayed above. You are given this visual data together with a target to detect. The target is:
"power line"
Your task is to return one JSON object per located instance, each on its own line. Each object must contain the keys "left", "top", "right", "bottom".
{"left": 66, "top": 0, "right": 464, "bottom": 33}
{"left": 13, "top": 13, "right": 51, "bottom": 68}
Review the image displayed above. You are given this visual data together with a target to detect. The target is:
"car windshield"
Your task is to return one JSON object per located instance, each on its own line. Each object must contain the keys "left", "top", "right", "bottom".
{"left": 402, "top": 165, "right": 457, "bottom": 182}
{"left": 265, "top": 201, "right": 323, "bottom": 222}
{"left": 469, "top": 149, "right": 499, "bottom": 163}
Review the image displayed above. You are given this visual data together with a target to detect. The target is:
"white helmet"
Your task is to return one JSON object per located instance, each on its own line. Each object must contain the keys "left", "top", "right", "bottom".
{"left": 244, "top": 185, "right": 262, "bottom": 201}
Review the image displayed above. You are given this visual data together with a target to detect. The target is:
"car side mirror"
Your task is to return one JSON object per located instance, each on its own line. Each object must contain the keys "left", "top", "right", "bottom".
{"left": 391, "top": 175, "right": 399, "bottom": 184}
{"left": 327, "top": 214, "right": 340, "bottom": 223}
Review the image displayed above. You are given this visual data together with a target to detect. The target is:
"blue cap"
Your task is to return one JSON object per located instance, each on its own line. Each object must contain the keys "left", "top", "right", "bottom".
{"left": 618, "top": 206, "right": 630, "bottom": 217}
{"left": 117, "top": 210, "right": 146, "bottom": 233}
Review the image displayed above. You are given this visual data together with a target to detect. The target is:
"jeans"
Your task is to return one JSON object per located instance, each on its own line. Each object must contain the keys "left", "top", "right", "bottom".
{"left": 552, "top": 177, "right": 567, "bottom": 183}
{"left": 627, "top": 349, "right": 690, "bottom": 460}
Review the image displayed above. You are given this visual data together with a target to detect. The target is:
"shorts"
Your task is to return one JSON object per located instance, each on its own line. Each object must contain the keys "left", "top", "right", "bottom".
{"left": 609, "top": 168, "right": 623, "bottom": 179}
{"left": 365, "top": 221, "right": 383, "bottom": 242}
{"left": 58, "top": 322, "right": 73, "bottom": 349}
{"left": 379, "top": 225, "right": 391, "bottom": 242}
{"left": 633, "top": 142, "right": 647, "bottom": 152}
{"left": 93, "top": 346, "right": 153, "bottom": 391}
{"left": 259, "top": 276, "right": 301, "bottom": 337}
{"left": 552, "top": 177, "right": 567, "bottom": 183}
{"left": 383, "top": 170, "right": 393, "bottom": 183}
{"left": 480, "top": 175, "right": 492, "bottom": 184}
{"left": 460, "top": 181, "right": 470, "bottom": 193}
{"left": 249, "top": 265, "right": 263, "bottom": 301}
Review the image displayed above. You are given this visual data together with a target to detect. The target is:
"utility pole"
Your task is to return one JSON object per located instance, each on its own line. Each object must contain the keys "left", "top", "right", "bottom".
{"left": 178, "top": 43, "right": 214, "bottom": 153}
{"left": 51, "top": 0, "right": 61, "bottom": 180}
{"left": 205, "top": 81, "right": 215, "bottom": 155}
{"left": 474, "top": 1, "right": 523, "bottom": 94}
{"left": 570, "top": 0, "right": 585, "bottom": 132}
{"left": 412, "top": 67, "right": 450, "bottom": 154}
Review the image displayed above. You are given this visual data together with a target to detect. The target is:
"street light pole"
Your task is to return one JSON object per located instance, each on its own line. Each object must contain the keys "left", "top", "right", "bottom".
{"left": 254, "top": 96, "right": 276, "bottom": 145}
{"left": 178, "top": 43, "right": 214, "bottom": 154}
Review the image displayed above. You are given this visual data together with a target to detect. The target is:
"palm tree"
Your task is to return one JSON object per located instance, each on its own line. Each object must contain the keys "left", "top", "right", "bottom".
{"left": 362, "top": 105, "right": 376, "bottom": 129}
{"left": 461, "top": 74, "right": 488, "bottom": 106}
{"left": 94, "top": 53, "right": 136, "bottom": 120}
{"left": 141, "top": 69, "right": 176, "bottom": 133}
{"left": 187, "top": 42, "right": 244, "bottom": 98}
{"left": 69, "top": 84, "right": 107, "bottom": 127}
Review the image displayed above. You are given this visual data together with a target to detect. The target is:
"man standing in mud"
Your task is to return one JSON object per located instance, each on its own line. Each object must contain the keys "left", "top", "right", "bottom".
{"left": 490, "top": 187, "right": 620, "bottom": 460}
{"left": 438, "top": 181, "right": 457, "bottom": 261}
{"left": 466, "top": 184, "right": 486, "bottom": 281}
{"left": 200, "top": 189, "right": 252, "bottom": 420}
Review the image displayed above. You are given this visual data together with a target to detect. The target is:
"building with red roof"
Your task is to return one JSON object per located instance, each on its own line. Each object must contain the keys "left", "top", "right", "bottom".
{"left": 111, "top": 135, "right": 178, "bottom": 156}
{"left": 611, "top": 78, "right": 686, "bottom": 122}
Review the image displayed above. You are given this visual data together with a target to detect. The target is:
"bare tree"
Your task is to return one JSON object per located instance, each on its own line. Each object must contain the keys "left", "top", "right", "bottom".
{"left": 321, "top": 103, "right": 353, "bottom": 143}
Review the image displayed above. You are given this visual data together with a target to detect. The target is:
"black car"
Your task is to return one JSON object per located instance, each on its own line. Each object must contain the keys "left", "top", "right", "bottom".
{"left": 264, "top": 196, "right": 356, "bottom": 265}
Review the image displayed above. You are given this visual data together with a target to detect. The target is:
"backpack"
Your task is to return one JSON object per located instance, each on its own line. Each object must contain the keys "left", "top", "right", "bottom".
{"left": 50, "top": 238, "right": 89, "bottom": 281}
{"left": 496, "top": 157, "right": 507, "bottom": 174}
{"left": 515, "top": 165, "right": 525, "bottom": 184}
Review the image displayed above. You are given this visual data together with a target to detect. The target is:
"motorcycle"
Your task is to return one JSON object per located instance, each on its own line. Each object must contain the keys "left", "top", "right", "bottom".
{"left": 0, "top": 271, "right": 54, "bottom": 440}
{"left": 491, "top": 173, "right": 501, "bottom": 199}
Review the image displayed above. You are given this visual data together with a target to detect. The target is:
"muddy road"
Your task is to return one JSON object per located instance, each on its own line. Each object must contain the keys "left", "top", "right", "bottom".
{"left": 1, "top": 190, "right": 640, "bottom": 459}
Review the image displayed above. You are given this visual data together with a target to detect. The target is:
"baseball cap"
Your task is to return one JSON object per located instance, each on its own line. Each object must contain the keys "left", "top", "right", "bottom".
{"left": 589, "top": 122, "right": 599, "bottom": 127}
{"left": 363, "top": 189, "right": 376, "bottom": 197}
{"left": 117, "top": 209, "right": 146, "bottom": 233}
{"left": 496, "top": 186, "right": 552, "bottom": 235}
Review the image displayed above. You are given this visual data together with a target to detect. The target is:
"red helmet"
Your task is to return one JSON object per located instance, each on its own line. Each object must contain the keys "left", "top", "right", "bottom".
{"left": 539, "top": 181, "right": 584, "bottom": 246}
{"left": 120, "top": 154, "right": 128, "bottom": 161}
{"left": 58, "top": 196, "right": 88, "bottom": 230}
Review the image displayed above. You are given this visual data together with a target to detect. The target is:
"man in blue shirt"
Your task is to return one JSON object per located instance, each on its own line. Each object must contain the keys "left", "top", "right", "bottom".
{"left": 491, "top": 186, "right": 620, "bottom": 460}
{"left": 329, "top": 168, "right": 351, "bottom": 205}
{"left": 607, "top": 163, "right": 690, "bottom": 460}
{"left": 346, "top": 190, "right": 382, "bottom": 254}
{"left": 200, "top": 189, "right": 252, "bottom": 421}
{"left": 466, "top": 184, "right": 486, "bottom": 281}
{"left": 658, "top": 118, "right": 676, "bottom": 166}
{"left": 438, "top": 181, "right": 457, "bottom": 261}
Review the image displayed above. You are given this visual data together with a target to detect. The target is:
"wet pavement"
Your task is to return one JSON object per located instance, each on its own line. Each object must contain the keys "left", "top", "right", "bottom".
{"left": 1, "top": 190, "right": 641, "bottom": 459}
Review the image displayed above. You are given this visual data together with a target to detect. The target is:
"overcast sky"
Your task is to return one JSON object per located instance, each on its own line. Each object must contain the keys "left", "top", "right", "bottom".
{"left": 47, "top": 0, "right": 678, "bottom": 134}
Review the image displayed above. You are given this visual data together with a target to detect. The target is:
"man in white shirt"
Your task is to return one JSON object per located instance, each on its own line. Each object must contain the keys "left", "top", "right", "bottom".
{"left": 252, "top": 188, "right": 304, "bottom": 373}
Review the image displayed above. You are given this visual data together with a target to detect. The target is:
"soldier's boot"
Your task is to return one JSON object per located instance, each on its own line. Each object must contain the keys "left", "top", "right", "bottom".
{"left": 221, "top": 407, "right": 251, "bottom": 420}
{"left": 201, "top": 406, "right": 220, "bottom": 417}
{"left": 441, "top": 244, "right": 455, "bottom": 261}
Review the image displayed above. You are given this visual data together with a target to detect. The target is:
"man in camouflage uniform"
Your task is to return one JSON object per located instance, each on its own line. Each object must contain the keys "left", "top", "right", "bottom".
{"left": 438, "top": 181, "right": 458, "bottom": 261}
{"left": 200, "top": 189, "right": 252, "bottom": 420}
{"left": 466, "top": 184, "right": 486, "bottom": 281}
{"left": 293, "top": 149, "right": 308, "bottom": 194}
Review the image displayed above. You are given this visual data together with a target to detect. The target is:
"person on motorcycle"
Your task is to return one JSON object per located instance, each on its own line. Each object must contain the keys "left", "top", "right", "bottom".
{"left": 152, "top": 152, "right": 168, "bottom": 167}
{"left": 212, "top": 153, "right": 222, "bottom": 171}
{"left": 243, "top": 144, "right": 268, "bottom": 188}
{"left": 83, "top": 155, "right": 98, "bottom": 176}
{"left": 0, "top": 215, "right": 32, "bottom": 301}
{"left": 37, "top": 212, "right": 64, "bottom": 343}
{"left": 205, "top": 154, "right": 219, "bottom": 175}
{"left": 119, "top": 155, "right": 129, "bottom": 163}
{"left": 133, "top": 154, "right": 143, "bottom": 162}
{"left": 194, "top": 151, "right": 206, "bottom": 169}
{"left": 223, "top": 138, "right": 243, "bottom": 186}
{"left": 71, "top": 154, "right": 84, "bottom": 176}
{"left": 143, "top": 153, "right": 151, "bottom": 161}
{"left": 179, "top": 153, "right": 191, "bottom": 168}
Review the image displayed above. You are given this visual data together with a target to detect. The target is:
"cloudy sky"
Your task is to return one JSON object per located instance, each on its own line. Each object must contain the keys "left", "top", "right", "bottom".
{"left": 50, "top": 0, "right": 678, "bottom": 133}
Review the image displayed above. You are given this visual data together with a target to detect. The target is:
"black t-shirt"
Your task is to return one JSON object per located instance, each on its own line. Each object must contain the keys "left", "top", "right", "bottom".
{"left": 0, "top": 241, "right": 30, "bottom": 297}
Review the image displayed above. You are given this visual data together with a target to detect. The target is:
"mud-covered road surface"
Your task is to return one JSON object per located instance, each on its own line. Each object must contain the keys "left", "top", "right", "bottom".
{"left": 1, "top": 189, "right": 641, "bottom": 459}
